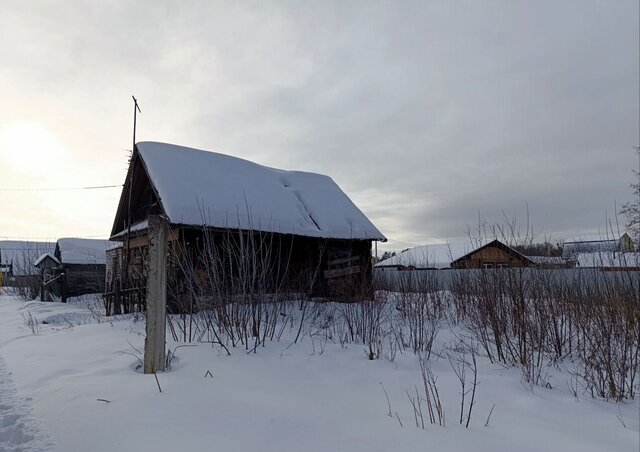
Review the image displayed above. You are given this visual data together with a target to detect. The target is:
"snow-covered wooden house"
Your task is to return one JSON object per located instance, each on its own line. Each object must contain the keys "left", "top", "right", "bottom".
{"left": 375, "top": 239, "right": 533, "bottom": 271}
{"left": 106, "top": 142, "right": 385, "bottom": 312}
{"left": 449, "top": 239, "right": 534, "bottom": 269}
{"left": 375, "top": 242, "right": 476, "bottom": 271}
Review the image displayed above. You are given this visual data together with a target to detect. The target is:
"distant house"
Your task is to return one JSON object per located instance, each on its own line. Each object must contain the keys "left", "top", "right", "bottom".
{"left": 106, "top": 141, "right": 385, "bottom": 313}
{"left": 562, "top": 233, "right": 634, "bottom": 260}
{"left": 576, "top": 251, "right": 640, "bottom": 271}
{"left": 525, "top": 255, "right": 568, "bottom": 269}
{"left": 0, "top": 240, "right": 55, "bottom": 287}
{"left": 53, "top": 238, "right": 116, "bottom": 301}
{"left": 375, "top": 239, "right": 533, "bottom": 270}
{"left": 375, "top": 242, "right": 478, "bottom": 270}
{"left": 450, "top": 239, "right": 533, "bottom": 269}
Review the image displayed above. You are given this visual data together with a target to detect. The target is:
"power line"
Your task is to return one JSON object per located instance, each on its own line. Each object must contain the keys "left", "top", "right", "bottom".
{"left": 385, "top": 238, "right": 423, "bottom": 247}
{"left": 0, "top": 247, "right": 55, "bottom": 250}
{"left": 0, "top": 184, "right": 122, "bottom": 192}
{"left": 1, "top": 235, "right": 108, "bottom": 241}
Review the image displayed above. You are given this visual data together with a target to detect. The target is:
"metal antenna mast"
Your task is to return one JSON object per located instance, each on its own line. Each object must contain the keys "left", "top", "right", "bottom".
{"left": 125, "top": 96, "right": 141, "bottom": 284}
{"left": 132, "top": 95, "right": 141, "bottom": 146}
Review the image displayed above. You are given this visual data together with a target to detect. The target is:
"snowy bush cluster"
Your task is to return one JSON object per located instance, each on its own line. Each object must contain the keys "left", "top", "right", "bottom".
{"left": 448, "top": 269, "right": 639, "bottom": 401}
{"left": 159, "top": 263, "right": 638, "bottom": 403}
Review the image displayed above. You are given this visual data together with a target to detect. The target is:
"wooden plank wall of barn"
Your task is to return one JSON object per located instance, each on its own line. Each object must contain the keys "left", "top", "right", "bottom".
{"left": 63, "top": 264, "right": 106, "bottom": 297}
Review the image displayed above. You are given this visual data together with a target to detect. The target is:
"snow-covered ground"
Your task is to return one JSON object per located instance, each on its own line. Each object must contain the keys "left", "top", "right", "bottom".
{"left": 0, "top": 290, "right": 637, "bottom": 452}
{"left": 0, "top": 355, "right": 54, "bottom": 452}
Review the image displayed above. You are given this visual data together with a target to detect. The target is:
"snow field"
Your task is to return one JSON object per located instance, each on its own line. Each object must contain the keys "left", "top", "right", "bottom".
{"left": 0, "top": 291, "right": 637, "bottom": 452}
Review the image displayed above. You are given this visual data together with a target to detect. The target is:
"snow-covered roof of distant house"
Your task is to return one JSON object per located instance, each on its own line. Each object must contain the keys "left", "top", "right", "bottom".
{"left": 615, "top": 252, "right": 640, "bottom": 268}
{"left": 55, "top": 238, "right": 116, "bottom": 265}
{"left": 121, "top": 142, "right": 385, "bottom": 241}
{"left": 0, "top": 241, "right": 55, "bottom": 276}
{"left": 526, "top": 256, "right": 566, "bottom": 265}
{"left": 562, "top": 232, "right": 630, "bottom": 258}
{"left": 564, "top": 232, "right": 628, "bottom": 244}
{"left": 33, "top": 253, "right": 60, "bottom": 267}
{"left": 375, "top": 242, "right": 479, "bottom": 269}
{"left": 577, "top": 252, "right": 640, "bottom": 268}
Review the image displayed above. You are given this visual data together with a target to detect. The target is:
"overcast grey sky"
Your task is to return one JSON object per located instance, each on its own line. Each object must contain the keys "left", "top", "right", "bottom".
{"left": 1, "top": 1, "right": 638, "bottom": 251}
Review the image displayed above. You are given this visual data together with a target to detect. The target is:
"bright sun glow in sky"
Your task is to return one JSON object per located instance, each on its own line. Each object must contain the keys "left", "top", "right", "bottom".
{"left": 0, "top": 122, "right": 62, "bottom": 171}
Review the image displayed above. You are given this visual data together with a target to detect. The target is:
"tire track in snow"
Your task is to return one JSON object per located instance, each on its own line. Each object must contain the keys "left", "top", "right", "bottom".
{"left": 0, "top": 354, "right": 54, "bottom": 452}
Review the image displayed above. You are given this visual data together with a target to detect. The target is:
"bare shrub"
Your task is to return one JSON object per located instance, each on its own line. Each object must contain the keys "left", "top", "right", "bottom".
{"left": 22, "top": 310, "right": 39, "bottom": 334}
{"left": 338, "top": 295, "right": 390, "bottom": 360}
{"left": 570, "top": 270, "right": 639, "bottom": 401}
{"left": 395, "top": 272, "right": 444, "bottom": 358}
{"left": 406, "top": 386, "right": 425, "bottom": 429}
{"left": 448, "top": 343, "right": 479, "bottom": 428}
{"left": 418, "top": 354, "right": 445, "bottom": 426}
{"left": 453, "top": 263, "right": 639, "bottom": 401}
{"left": 165, "top": 224, "right": 304, "bottom": 350}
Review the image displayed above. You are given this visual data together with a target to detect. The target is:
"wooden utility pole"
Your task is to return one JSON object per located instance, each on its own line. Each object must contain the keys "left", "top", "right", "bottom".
{"left": 144, "top": 215, "right": 168, "bottom": 374}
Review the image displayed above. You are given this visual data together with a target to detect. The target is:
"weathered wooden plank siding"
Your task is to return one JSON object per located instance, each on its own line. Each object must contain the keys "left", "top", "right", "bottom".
{"left": 452, "top": 245, "right": 530, "bottom": 269}
{"left": 63, "top": 264, "right": 106, "bottom": 298}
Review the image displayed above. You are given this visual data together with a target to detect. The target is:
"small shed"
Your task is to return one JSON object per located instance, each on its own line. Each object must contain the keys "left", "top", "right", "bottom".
{"left": 54, "top": 238, "right": 116, "bottom": 301}
{"left": 33, "top": 253, "right": 61, "bottom": 301}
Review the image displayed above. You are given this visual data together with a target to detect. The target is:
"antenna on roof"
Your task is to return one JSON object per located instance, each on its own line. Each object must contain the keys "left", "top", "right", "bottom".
{"left": 125, "top": 96, "right": 142, "bottom": 286}
{"left": 132, "top": 95, "right": 141, "bottom": 149}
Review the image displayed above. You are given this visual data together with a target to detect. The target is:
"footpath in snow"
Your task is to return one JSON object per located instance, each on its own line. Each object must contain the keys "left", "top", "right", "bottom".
{"left": 0, "top": 354, "right": 54, "bottom": 452}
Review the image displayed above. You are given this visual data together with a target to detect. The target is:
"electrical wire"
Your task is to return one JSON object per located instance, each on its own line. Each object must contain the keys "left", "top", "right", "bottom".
{"left": 0, "top": 235, "right": 108, "bottom": 241}
{"left": 0, "top": 184, "right": 122, "bottom": 192}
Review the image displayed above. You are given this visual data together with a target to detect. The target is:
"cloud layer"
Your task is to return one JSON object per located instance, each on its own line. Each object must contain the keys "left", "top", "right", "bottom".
{"left": 1, "top": 1, "right": 638, "bottom": 250}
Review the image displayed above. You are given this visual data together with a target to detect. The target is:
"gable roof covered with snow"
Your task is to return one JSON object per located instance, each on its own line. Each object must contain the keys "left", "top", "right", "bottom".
{"left": 33, "top": 253, "right": 60, "bottom": 267}
{"left": 525, "top": 255, "right": 566, "bottom": 266}
{"left": 111, "top": 142, "right": 385, "bottom": 241}
{"left": 0, "top": 241, "right": 55, "bottom": 276}
{"left": 564, "top": 232, "right": 629, "bottom": 244}
{"left": 563, "top": 232, "right": 633, "bottom": 259}
{"left": 450, "top": 239, "right": 534, "bottom": 268}
{"left": 54, "top": 238, "right": 115, "bottom": 265}
{"left": 375, "top": 242, "right": 479, "bottom": 269}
